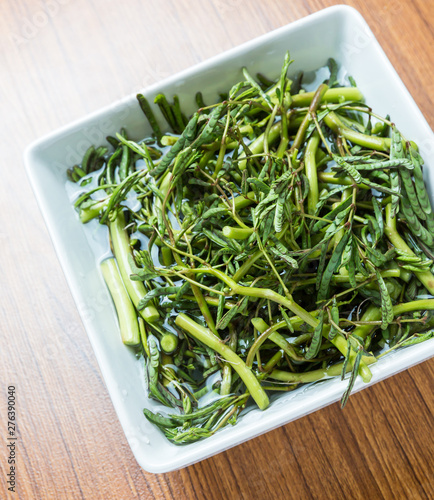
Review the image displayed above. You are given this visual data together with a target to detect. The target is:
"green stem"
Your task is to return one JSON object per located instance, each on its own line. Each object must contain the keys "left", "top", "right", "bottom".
{"left": 175, "top": 314, "right": 269, "bottom": 410}
{"left": 184, "top": 267, "right": 318, "bottom": 327}
{"left": 182, "top": 266, "right": 372, "bottom": 380}
{"left": 247, "top": 318, "right": 305, "bottom": 366}
{"left": 190, "top": 282, "right": 220, "bottom": 339}
{"left": 269, "top": 355, "right": 375, "bottom": 383}
{"left": 219, "top": 192, "right": 256, "bottom": 212}
{"left": 237, "top": 113, "right": 304, "bottom": 170}
{"left": 324, "top": 112, "right": 391, "bottom": 151}
{"left": 290, "top": 87, "right": 364, "bottom": 108}
{"left": 291, "top": 83, "right": 328, "bottom": 152}
{"left": 305, "top": 131, "right": 321, "bottom": 214}
{"left": 100, "top": 258, "right": 140, "bottom": 345}
{"left": 232, "top": 250, "right": 263, "bottom": 282}
{"left": 384, "top": 204, "right": 434, "bottom": 294}
{"left": 80, "top": 199, "right": 109, "bottom": 223}
{"left": 352, "top": 299, "right": 434, "bottom": 340}
{"left": 220, "top": 364, "right": 232, "bottom": 396}
{"left": 109, "top": 211, "right": 159, "bottom": 323}
{"left": 318, "top": 172, "right": 369, "bottom": 189}
{"left": 222, "top": 226, "right": 254, "bottom": 240}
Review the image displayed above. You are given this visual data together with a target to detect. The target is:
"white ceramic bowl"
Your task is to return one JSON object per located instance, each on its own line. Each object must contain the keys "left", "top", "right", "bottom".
{"left": 25, "top": 5, "right": 434, "bottom": 473}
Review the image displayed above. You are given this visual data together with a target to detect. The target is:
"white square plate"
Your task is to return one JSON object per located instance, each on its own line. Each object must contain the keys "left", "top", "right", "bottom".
{"left": 25, "top": 5, "right": 434, "bottom": 473}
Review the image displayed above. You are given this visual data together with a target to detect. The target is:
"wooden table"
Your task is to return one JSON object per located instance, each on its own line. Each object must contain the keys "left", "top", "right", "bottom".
{"left": 1, "top": 0, "right": 433, "bottom": 498}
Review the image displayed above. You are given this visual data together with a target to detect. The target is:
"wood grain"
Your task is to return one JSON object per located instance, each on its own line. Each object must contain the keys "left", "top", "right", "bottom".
{"left": 1, "top": 0, "right": 433, "bottom": 498}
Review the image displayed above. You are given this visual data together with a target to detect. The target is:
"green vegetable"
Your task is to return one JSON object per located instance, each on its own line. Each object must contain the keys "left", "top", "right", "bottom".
{"left": 69, "top": 53, "right": 434, "bottom": 444}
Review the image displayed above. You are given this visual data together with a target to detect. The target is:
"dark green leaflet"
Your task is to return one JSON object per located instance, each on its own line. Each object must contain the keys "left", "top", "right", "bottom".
{"left": 280, "top": 307, "right": 295, "bottom": 334}
{"left": 254, "top": 192, "right": 279, "bottom": 220}
{"left": 138, "top": 286, "right": 181, "bottom": 310}
{"left": 119, "top": 145, "right": 132, "bottom": 181}
{"left": 372, "top": 198, "right": 384, "bottom": 239}
{"left": 341, "top": 348, "right": 362, "bottom": 408}
{"left": 150, "top": 113, "right": 199, "bottom": 177}
{"left": 333, "top": 156, "right": 363, "bottom": 183}
{"left": 105, "top": 147, "right": 122, "bottom": 186}
{"left": 390, "top": 170, "right": 401, "bottom": 210}
{"left": 279, "top": 51, "right": 293, "bottom": 105}
{"left": 195, "top": 91, "right": 206, "bottom": 109}
{"left": 256, "top": 72, "right": 275, "bottom": 88}
{"left": 216, "top": 297, "right": 248, "bottom": 330}
{"left": 193, "top": 104, "right": 225, "bottom": 147}
{"left": 172, "top": 95, "right": 187, "bottom": 132}
{"left": 400, "top": 166, "right": 426, "bottom": 221}
{"left": 147, "top": 337, "right": 171, "bottom": 407}
{"left": 274, "top": 193, "right": 286, "bottom": 233}
{"left": 329, "top": 298, "right": 339, "bottom": 340}
{"left": 216, "top": 300, "right": 239, "bottom": 330}
{"left": 116, "top": 134, "right": 153, "bottom": 166}
{"left": 339, "top": 156, "right": 412, "bottom": 170}
{"left": 318, "top": 232, "right": 350, "bottom": 302}
{"left": 210, "top": 247, "right": 238, "bottom": 265}
{"left": 170, "top": 427, "right": 214, "bottom": 444}
{"left": 410, "top": 146, "right": 432, "bottom": 215}
{"left": 299, "top": 174, "right": 310, "bottom": 203}
{"left": 312, "top": 196, "right": 352, "bottom": 232}
{"left": 242, "top": 67, "right": 274, "bottom": 110}
{"left": 147, "top": 182, "right": 165, "bottom": 201}
{"left": 375, "top": 269, "right": 394, "bottom": 330}
{"left": 189, "top": 178, "right": 212, "bottom": 187}
{"left": 333, "top": 155, "right": 403, "bottom": 196}
{"left": 269, "top": 237, "right": 299, "bottom": 268}
{"left": 365, "top": 215, "right": 381, "bottom": 246}
{"left": 137, "top": 94, "right": 163, "bottom": 140}
{"left": 269, "top": 246, "right": 297, "bottom": 268}
{"left": 81, "top": 145, "right": 97, "bottom": 174}
{"left": 216, "top": 293, "right": 225, "bottom": 325}
{"left": 157, "top": 382, "right": 183, "bottom": 409}
{"left": 248, "top": 177, "right": 271, "bottom": 195}
{"left": 172, "top": 147, "right": 200, "bottom": 183}
{"left": 68, "top": 145, "right": 108, "bottom": 182}
{"left": 261, "top": 211, "right": 275, "bottom": 243}
{"left": 129, "top": 254, "right": 160, "bottom": 281}
{"left": 143, "top": 408, "right": 180, "bottom": 429}
{"left": 400, "top": 330, "right": 434, "bottom": 347}
{"left": 323, "top": 207, "right": 352, "bottom": 239}
{"left": 241, "top": 170, "right": 249, "bottom": 196}
{"left": 202, "top": 228, "right": 242, "bottom": 252}
{"left": 400, "top": 196, "right": 434, "bottom": 247}
{"left": 154, "top": 94, "right": 178, "bottom": 133}
{"left": 305, "top": 310, "right": 324, "bottom": 360}
{"left": 202, "top": 207, "right": 228, "bottom": 219}
{"left": 228, "top": 80, "right": 249, "bottom": 99}
{"left": 313, "top": 186, "right": 350, "bottom": 215}
{"left": 389, "top": 126, "right": 402, "bottom": 217}
{"left": 315, "top": 240, "right": 329, "bottom": 291}
{"left": 99, "top": 170, "right": 148, "bottom": 224}
{"left": 365, "top": 246, "right": 388, "bottom": 267}
{"left": 168, "top": 396, "right": 237, "bottom": 423}
{"left": 327, "top": 57, "right": 338, "bottom": 87}
{"left": 341, "top": 339, "right": 352, "bottom": 381}
{"left": 362, "top": 177, "right": 401, "bottom": 197}
{"left": 340, "top": 236, "right": 353, "bottom": 269}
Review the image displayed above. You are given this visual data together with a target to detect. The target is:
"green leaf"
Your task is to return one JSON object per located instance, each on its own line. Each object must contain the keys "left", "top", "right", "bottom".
{"left": 318, "top": 232, "right": 350, "bottom": 302}
{"left": 138, "top": 286, "right": 181, "bottom": 310}
{"left": 329, "top": 298, "right": 340, "bottom": 340}
{"left": 341, "top": 349, "right": 362, "bottom": 408}
{"left": 375, "top": 270, "right": 394, "bottom": 330}
{"left": 305, "top": 310, "right": 324, "bottom": 360}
